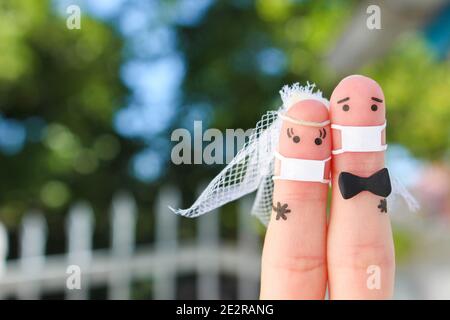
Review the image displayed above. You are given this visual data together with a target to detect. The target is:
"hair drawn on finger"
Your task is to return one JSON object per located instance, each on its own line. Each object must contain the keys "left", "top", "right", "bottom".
{"left": 272, "top": 201, "right": 291, "bottom": 221}
{"left": 378, "top": 198, "right": 387, "bottom": 213}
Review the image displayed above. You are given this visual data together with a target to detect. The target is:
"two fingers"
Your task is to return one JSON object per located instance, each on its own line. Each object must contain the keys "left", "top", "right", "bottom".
{"left": 260, "top": 76, "right": 395, "bottom": 300}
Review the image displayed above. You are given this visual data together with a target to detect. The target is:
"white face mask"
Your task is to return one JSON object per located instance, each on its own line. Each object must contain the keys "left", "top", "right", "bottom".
{"left": 273, "top": 151, "right": 331, "bottom": 183}
{"left": 331, "top": 122, "right": 387, "bottom": 155}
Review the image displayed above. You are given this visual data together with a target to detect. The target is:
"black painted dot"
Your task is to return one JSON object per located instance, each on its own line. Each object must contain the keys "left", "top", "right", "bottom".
{"left": 371, "top": 104, "right": 378, "bottom": 111}
{"left": 314, "top": 138, "right": 322, "bottom": 145}
{"left": 342, "top": 104, "right": 350, "bottom": 111}
{"left": 293, "top": 136, "right": 300, "bottom": 143}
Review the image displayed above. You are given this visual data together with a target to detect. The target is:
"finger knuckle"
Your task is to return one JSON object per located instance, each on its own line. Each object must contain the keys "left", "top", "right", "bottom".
{"left": 332, "top": 242, "right": 395, "bottom": 271}
{"left": 269, "top": 253, "right": 326, "bottom": 274}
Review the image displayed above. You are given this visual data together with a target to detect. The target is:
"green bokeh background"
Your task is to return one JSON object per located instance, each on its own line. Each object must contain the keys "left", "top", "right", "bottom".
{"left": 0, "top": 0, "right": 449, "bottom": 299}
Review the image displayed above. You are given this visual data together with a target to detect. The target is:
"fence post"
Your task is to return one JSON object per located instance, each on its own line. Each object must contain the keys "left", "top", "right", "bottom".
{"left": 66, "top": 201, "right": 94, "bottom": 300}
{"left": 154, "top": 186, "right": 180, "bottom": 300}
{"left": 18, "top": 212, "right": 47, "bottom": 300}
{"left": 196, "top": 189, "right": 220, "bottom": 300}
{"left": 0, "top": 222, "right": 7, "bottom": 299}
{"left": 0, "top": 222, "right": 7, "bottom": 279}
{"left": 108, "top": 191, "right": 137, "bottom": 300}
{"left": 237, "top": 197, "right": 261, "bottom": 299}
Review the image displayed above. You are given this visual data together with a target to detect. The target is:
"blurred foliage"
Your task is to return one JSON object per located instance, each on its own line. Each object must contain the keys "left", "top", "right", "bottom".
{"left": 0, "top": 0, "right": 139, "bottom": 236}
{"left": 392, "top": 225, "right": 414, "bottom": 263}
{"left": 364, "top": 37, "right": 450, "bottom": 159}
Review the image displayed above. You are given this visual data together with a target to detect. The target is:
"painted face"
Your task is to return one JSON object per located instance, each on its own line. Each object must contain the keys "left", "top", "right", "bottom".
{"left": 330, "top": 75, "right": 385, "bottom": 126}
{"left": 278, "top": 99, "right": 331, "bottom": 160}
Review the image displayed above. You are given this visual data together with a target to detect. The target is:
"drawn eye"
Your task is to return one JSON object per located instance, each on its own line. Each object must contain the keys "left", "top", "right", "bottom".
{"left": 287, "top": 128, "right": 300, "bottom": 143}
{"left": 371, "top": 104, "right": 378, "bottom": 111}
{"left": 342, "top": 104, "right": 350, "bottom": 111}
{"left": 315, "top": 128, "right": 326, "bottom": 145}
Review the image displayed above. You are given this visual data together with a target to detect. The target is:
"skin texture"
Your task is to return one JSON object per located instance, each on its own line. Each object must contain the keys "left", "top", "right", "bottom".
{"left": 260, "top": 99, "right": 331, "bottom": 299}
{"left": 327, "top": 75, "right": 395, "bottom": 299}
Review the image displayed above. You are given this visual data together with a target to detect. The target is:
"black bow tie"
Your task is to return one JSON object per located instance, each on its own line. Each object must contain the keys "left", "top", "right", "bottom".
{"left": 338, "top": 168, "right": 392, "bottom": 199}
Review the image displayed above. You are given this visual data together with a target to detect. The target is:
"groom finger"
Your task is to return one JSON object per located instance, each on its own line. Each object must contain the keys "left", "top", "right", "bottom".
{"left": 327, "top": 75, "right": 395, "bottom": 299}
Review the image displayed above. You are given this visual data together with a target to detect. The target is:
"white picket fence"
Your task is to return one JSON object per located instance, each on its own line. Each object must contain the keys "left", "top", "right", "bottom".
{"left": 0, "top": 187, "right": 262, "bottom": 300}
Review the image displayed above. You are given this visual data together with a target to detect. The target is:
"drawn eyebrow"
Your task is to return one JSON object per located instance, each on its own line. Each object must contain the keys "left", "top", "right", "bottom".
{"left": 371, "top": 97, "right": 383, "bottom": 103}
{"left": 322, "top": 128, "right": 326, "bottom": 138}
{"left": 287, "top": 128, "right": 296, "bottom": 138}
{"left": 319, "top": 129, "right": 322, "bottom": 138}
{"left": 337, "top": 97, "right": 349, "bottom": 104}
